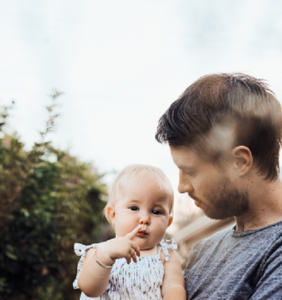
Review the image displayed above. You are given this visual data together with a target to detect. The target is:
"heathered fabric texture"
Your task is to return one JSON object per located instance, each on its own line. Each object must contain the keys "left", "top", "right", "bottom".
{"left": 184, "top": 220, "right": 282, "bottom": 300}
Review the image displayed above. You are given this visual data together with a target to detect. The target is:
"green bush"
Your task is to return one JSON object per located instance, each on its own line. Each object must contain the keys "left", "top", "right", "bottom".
{"left": 0, "top": 99, "right": 114, "bottom": 299}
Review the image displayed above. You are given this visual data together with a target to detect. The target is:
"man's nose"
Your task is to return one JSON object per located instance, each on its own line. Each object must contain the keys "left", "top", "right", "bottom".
{"left": 139, "top": 212, "right": 151, "bottom": 225}
{"left": 178, "top": 170, "right": 194, "bottom": 194}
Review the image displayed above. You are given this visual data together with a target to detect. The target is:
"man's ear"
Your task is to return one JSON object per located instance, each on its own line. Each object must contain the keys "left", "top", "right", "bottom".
{"left": 232, "top": 146, "right": 253, "bottom": 176}
{"left": 167, "top": 216, "right": 173, "bottom": 228}
{"left": 107, "top": 205, "right": 116, "bottom": 226}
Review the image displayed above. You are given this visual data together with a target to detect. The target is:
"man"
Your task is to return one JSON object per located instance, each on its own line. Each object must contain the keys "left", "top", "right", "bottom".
{"left": 155, "top": 73, "right": 282, "bottom": 299}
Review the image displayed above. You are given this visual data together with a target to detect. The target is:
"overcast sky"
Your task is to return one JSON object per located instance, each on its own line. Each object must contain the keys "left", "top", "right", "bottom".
{"left": 1, "top": 0, "right": 282, "bottom": 230}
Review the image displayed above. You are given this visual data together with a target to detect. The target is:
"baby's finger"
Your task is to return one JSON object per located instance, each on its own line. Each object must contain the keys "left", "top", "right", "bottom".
{"left": 125, "top": 225, "right": 142, "bottom": 240}
{"left": 125, "top": 253, "right": 132, "bottom": 265}
{"left": 131, "top": 241, "right": 140, "bottom": 257}
{"left": 130, "top": 248, "right": 137, "bottom": 263}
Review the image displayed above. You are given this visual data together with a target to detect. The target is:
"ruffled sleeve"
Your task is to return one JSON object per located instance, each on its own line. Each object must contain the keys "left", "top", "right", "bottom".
{"left": 73, "top": 242, "right": 100, "bottom": 289}
{"left": 159, "top": 239, "right": 178, "bottom": 262}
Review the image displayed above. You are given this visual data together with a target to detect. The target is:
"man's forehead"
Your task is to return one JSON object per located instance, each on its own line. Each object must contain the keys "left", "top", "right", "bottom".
{"left": 169, "top": 145, "right": 200, "bottom": 164}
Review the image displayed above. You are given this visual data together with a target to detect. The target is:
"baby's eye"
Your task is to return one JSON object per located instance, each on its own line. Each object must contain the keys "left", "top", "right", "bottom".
{"left": 152, "top": 210, "right": 162, "bottom": 215}
{"left": 129, "top": 206, "right": 139, "bottom": 211}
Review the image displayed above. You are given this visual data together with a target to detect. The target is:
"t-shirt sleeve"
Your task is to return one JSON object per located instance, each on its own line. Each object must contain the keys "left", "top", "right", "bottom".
{"left": 73, "top": 242, "right": 99, "bottom": 290}
{"left": 250, "top": 238, "right": 282, "bottom": 299}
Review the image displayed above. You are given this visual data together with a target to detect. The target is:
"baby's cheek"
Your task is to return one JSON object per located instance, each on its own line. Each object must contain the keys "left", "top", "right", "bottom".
{"left": 156, "top": 220, "right": 169, "bottom": 237}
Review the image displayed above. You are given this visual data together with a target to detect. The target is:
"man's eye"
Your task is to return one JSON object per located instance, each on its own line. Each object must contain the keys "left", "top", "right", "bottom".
{"left": 182, "top": 169, "right": 194, "bottom": 177}
{"left": 185, "top": 171, "right": 194, "bottom": 177}
{"left": 152, "top": 210, "right": 162, "bottom": 215}
{"left": 129, "top": 206, "right": 139, "bottom": 211}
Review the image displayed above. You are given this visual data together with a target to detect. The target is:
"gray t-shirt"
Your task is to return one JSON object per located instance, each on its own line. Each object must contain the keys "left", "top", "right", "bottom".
{"left": 184, "top": 220, "right": 282, "bottom": 299}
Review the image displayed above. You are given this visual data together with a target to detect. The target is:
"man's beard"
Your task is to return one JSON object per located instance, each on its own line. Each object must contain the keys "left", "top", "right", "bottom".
{"left": 200, "top": 178, "right": 249, "bottom": 220}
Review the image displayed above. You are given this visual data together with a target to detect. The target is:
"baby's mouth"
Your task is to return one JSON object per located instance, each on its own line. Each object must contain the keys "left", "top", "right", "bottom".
{"left": 137, "top": 230, "right": 148, "bottom": 237}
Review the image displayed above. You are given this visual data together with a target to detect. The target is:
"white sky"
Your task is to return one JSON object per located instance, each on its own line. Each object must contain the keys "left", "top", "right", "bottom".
{"left": 1, "top": 0, "right": 282, "bottom": 231}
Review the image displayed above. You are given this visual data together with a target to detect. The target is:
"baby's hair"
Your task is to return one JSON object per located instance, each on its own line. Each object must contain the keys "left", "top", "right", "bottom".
{"left": 103, "top": 164, "right": 174, "bottom": 224}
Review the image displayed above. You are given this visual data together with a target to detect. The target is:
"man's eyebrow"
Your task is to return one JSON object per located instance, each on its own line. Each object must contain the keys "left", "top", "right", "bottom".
{"left": 178, "top": 165, "right": 194, "bottom": 170}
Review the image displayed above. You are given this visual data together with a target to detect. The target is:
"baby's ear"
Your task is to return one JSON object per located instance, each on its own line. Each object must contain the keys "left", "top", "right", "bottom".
{"left": 167, "top": 216, "right": 173, "bottom": 228}
{"left": 107, "top": 205, "right": 116, "bottom": 226}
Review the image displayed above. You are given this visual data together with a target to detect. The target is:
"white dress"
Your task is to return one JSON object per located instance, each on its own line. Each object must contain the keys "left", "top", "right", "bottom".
{"left": 73, "top": 239, "right": 177, "bottom": 300}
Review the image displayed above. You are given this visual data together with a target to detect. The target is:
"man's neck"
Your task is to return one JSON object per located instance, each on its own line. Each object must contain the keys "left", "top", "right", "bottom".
{"left": 235, "top": 177, "right": 282, "bottom": 231}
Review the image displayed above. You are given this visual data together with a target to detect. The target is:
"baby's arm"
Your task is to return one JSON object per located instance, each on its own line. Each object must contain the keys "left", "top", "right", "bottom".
{"left": 161, "top": 250, "right": 186, "bottom": 300}
{"left": 77, "top": 225, "right": 141, "bottom": 297}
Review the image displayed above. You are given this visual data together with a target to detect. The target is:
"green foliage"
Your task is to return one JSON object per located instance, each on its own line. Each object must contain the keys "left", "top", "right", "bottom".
{"left": 0, "top": 96, "right": 114, "bottom": 299}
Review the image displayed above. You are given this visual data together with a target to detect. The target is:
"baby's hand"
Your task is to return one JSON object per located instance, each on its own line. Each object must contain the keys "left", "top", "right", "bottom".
{"left": 99, "top": 225, "right": 142, "bottom": 265}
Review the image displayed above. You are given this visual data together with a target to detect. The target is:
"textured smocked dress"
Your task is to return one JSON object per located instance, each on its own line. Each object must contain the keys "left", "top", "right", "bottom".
{"left": 73, "top": 239, "right": 177, "bottom": 300}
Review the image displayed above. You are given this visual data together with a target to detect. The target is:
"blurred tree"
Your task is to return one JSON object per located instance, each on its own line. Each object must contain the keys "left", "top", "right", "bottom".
{"left": 0, "top": 94, "right": 114, "bottom": 300}
{"left": 0, "top": 102, "right": 34, "bottom": 235}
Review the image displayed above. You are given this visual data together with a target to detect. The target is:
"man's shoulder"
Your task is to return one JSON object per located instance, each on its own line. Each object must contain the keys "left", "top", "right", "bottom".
{"left": 184, "top": 220, "right": 282, "bottom": 299}
{"left": 206, "top": 224, "right": 233, "bottom": 240}
{"left": 191, "top": 220, "right": 282, "bottom": 258}
{"left": 194, "top": 225, "right": 233, "bottom": 249}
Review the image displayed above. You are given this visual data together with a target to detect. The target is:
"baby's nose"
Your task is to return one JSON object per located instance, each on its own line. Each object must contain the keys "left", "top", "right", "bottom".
{"left": 139, "top": 213, "right": 150, "bottom": 225}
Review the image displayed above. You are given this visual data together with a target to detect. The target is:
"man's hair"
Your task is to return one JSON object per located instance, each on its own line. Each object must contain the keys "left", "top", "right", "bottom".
{"left": 103, "top": 164, "right": 174, "bottom": 224}
{"left": 155, "top": 73, "right": 282, "bottom": 181}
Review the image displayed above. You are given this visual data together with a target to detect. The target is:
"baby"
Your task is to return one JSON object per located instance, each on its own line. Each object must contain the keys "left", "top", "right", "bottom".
{"left": 73, "top": 164, "right": 186, "bottom": 299}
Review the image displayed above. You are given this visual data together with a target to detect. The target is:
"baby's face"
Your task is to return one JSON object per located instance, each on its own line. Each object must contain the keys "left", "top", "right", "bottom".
{"left": 109, "top": 174, "right": 173, "bottom": 251}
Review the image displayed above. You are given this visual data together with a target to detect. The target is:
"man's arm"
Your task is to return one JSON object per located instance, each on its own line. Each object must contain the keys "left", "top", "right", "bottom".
{"left": 250, "top": 244, "right": 282, "bottom": 299}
